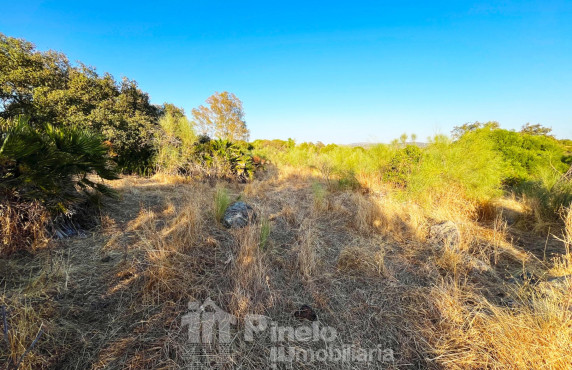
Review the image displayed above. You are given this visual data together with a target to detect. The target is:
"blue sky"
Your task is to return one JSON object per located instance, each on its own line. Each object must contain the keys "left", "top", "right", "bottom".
{"left": 2, "top": 1, "right": 571, "bottom": 143}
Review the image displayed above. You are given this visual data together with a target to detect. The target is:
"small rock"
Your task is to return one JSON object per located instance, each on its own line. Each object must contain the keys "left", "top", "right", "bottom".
{"left": 222, "top": 202, "right": 256, "bottom": 229}
{"left": 519, "top": 272, "right": 539, "bottom": 284}
{"left": 430, "top": 221, "right": 461, "bottom": 249}
{"left": 294, "top": 304, "right": 317, "bottom": 321}
{"left": 100, "top": 255, "right": 112, "bottom": 263}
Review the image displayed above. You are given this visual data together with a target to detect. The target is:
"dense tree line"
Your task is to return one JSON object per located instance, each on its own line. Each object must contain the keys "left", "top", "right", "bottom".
{"left": 0, "top": 33, "right": 168, "bottom": 172}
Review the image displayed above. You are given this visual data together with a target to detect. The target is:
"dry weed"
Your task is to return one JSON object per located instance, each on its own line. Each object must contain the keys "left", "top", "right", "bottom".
{"left": 337, "top": 244, "right": 386, "bottom": 277}
{"left": 294, "top": 219, "right": 318, "bottom": 279}
{"left": 422, "top": 277, "right": 572, "bottom": 369}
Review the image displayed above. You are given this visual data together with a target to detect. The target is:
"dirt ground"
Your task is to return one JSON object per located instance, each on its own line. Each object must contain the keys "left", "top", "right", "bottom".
{"left": 1, "top": 169, "right": 570, "bottom": 369}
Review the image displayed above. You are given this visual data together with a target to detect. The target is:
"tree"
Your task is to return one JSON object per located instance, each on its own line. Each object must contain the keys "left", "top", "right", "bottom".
{"left": 452, "top": 121, "right": 499, "bottom": 139}
{"left": 154, "top": 106, "right": 196, "bottom": 174}
{"left": 191, "top": 92, "right": 249, "bottom": 142}
{"left": 520, "top": 123, "right": 553, "bottom": 137}
{"left": 0, "top": 32, "right": 162, "bottom": 172}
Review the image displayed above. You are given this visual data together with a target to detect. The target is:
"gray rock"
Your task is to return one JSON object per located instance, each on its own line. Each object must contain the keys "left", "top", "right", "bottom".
{"left": 430, "top": 221, "right": 461, "bottom": 249}
{"left": 222, "top": 202, "right": 256, "bottom": 229}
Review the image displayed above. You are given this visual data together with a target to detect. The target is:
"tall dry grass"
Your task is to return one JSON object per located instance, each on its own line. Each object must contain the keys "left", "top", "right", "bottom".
{"left": 550, "top": 206, "right": 572, "bottom": 277}
{"left": 230, "top": 224, "right": 270, "bottom": 317}
{"left": 421, "top": 277, "right": 572, "bottom": 369}
{"left": 294, "top": 219, "right": 318, "bottom": 279}
{"left": 0, "top": 199, "right": 49, "bottom": 256}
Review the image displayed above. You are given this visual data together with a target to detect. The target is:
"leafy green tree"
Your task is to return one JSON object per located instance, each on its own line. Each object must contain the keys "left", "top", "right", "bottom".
{"left": 191, "top": 91, "right": 249, "bottom": 142}
{"left": 520, "top": 123, "right": 553, "bottom": 137}
{"left": 154, "top": 107, "right": 196, "bottom": 174}
{"left": 0, "top": 33, "right": 161, "bottom": 172}
{"left": 451, "top": 121, "right": 499, "bottom": 139}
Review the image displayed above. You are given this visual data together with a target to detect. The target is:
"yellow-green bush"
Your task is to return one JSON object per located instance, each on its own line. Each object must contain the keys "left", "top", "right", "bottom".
{"left": 154, "top": 112, "right": 196, "bottom": 174}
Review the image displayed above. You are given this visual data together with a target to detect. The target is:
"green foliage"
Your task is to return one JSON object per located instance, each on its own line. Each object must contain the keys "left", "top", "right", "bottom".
{"left": 259, "top": 217, "right": 271, "bottom": 250}
{"left": 487, "top": 129, "right": 567, "bottom": 185}
{"left": 252, "top": 140, "right": 395, "bottom": 179}
{"left": 0, "top": 116, "right": 119, "bottom": 213}
{"left": 383, "top": 145, "right": 422, "bottom": 187}
{"left": 0, "top": 33, "right": 162, "bottom": 173}
{"left": 154, "top": 109, "right": 196, "bottom": 174}
{"left": 214, "top": 186, "right": 230, "bottom": 222}
{"left": 515, "top": 169, "right": 572, "bottom": 219}
{"left": 407, "top": 133, "right": 505, "bottom": 202}
{"left": 193, "top": 137, "right": 256, "bottom": 181}
{"left": 191, "top": 91, "right": 249, "bottom": 142}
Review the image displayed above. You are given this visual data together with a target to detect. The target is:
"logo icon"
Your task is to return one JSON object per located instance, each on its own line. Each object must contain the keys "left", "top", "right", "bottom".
{"left": 181, "top": 298, "right": 237, "bottom": 344}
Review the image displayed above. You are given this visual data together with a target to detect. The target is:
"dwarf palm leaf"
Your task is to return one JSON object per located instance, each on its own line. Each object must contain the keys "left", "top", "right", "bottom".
{"left": 0, "top": 116, "right": 119, "bottom": 212}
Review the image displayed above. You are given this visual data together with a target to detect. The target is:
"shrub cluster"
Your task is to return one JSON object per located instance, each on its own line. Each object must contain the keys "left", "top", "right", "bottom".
{"left": 0, "top": 116, "right": 118, "bottom": 212}
{"left": 0, "top": 116, "right": 119, "bottom": 255}
{"left": 1, "top": 33, "right": 163, "bottom": 173}
{"left": 252, "top": 127, "right": 572, "bottom": 218}
{"left": 156, "top": 123, "right": 259, "bottom": 181}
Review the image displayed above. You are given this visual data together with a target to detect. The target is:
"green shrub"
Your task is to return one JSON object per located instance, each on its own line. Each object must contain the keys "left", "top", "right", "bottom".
{"left": 515, "top": 166, "right": 572, "bottom": 220}
{"left": 406, "top": 133, "right": 505, "bottom": 203}
{"left": 1, "top": 33, "right": 162, "bottom": 173}
{"left": 193, "top": 138, "right": 256, "bottom": 181}
{"left": 488, "top": 129, "right": 567, "bottom": 184}
{"left": 383, "top": 145, "right": 422, "bottom": 187}
{"left": 154, "top": 111, "right": 196, "bottom": 174}
{"left": 214, "top": 186, "right": 230, "bottom": 222}
{"left": 0, "top": 116, "right": 119, "bottom": 213}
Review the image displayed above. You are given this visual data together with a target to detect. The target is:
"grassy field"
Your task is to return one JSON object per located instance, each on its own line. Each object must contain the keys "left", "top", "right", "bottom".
{"left": 1, "top": 162, "right": 571, "bottom": 369}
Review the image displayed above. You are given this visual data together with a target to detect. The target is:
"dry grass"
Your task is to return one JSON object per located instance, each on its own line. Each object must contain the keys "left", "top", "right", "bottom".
{"left": 0, "top": 298, "right": 51, "bottom": 369}
{"left": 337, "top": 244, "right": 386, "bottom": 277}
{"left": 549, "top": 207, "right": 572, "bottom": 277}
{"left": 3, "top": 169, "right": 572, "bottom": 369}
{"left": 230, "top": 224, "right": 270, "bottom": 317}
{"left": 0, "top": 199, "right": 49, "bottom": 256}
{"left": 294, "top": 219, "right": 318, "bottom": 279}
{"left": 421, "top": 277, "right": 572, "bottom": 369}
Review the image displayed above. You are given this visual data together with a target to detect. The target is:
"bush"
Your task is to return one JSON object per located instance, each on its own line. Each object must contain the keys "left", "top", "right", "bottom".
{"left": 383, "top": 145, "right": 422, "bottom": 187}
{"left": 154, "top": 111, "right": 196, "bottom": 174}
{"left": 516, "top": 169, "right": 572, "bottom": 221}
{"left": 0, "top": 116, "right": 119, "bottom": 213}
{"left": 488, "top": 129, "right": 568, "bottom": 184}
{"left": 406, "top": 132, "right": 505, "bottom": 203}
{"left": 192, "top": 138, "right": 257, "bottom": 181}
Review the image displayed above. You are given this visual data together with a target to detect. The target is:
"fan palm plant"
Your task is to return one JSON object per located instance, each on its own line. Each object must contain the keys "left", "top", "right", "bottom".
{"left": 0, "top": 116, "right": 119, "bottom": 213}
